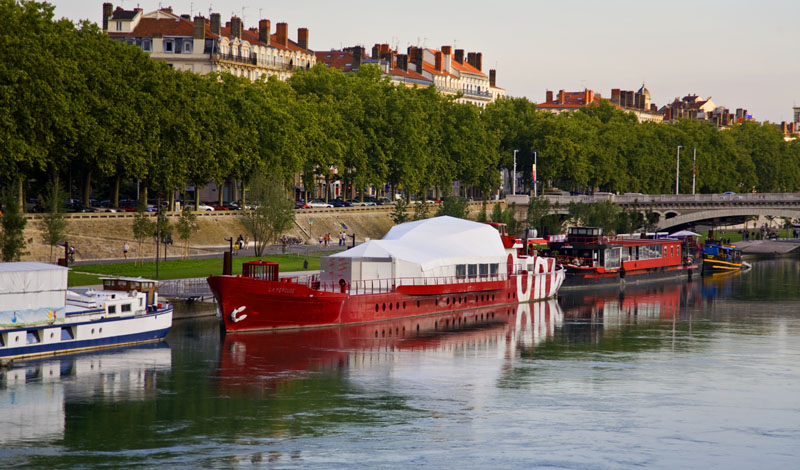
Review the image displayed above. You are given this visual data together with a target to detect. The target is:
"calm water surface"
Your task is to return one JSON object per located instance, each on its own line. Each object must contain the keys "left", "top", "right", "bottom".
{"left": 2, "top": 259, "right": 800, "bottom": 469}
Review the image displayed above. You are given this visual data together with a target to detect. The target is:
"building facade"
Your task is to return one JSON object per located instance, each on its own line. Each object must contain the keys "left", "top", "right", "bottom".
{"left": 102, "top": 3, "right": 315, "bottom": 82}
{"left": 316, "top": 43, "right": 505, "bottom": 106}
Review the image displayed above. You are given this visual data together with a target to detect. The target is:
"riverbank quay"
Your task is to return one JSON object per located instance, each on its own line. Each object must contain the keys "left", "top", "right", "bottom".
{"left": 19, "top": 202, "right": 502, "bottom": 264}
{"left": 735, "top": 239, "right": 800, "bottom": 256}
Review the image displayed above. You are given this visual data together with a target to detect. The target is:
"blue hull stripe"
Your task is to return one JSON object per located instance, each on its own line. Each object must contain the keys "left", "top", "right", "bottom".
{"left": 1, "top": 327, "right": 171, "bottom": 359}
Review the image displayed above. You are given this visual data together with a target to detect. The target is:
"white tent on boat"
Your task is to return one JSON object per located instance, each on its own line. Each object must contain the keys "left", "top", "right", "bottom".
{"left": 320, "top": 216, "right": 508, "bottom": 283}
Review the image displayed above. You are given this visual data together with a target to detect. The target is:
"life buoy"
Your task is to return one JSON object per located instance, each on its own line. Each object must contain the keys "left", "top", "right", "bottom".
{"left": 230, "top": 306, "right": 247, "bottom": 323}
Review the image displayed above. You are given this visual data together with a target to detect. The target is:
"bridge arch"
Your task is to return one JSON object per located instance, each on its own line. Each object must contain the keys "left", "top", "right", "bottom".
{"left": 657, "top": 208, "right": 800, "bottom": 231}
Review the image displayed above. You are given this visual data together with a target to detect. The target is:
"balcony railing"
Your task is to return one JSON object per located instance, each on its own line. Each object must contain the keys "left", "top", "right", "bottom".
{"left": 214, "top": 52, "right": 256, "bottom": 65}
{"left": 461, "top": 88, "right": 491, "bottom": 98}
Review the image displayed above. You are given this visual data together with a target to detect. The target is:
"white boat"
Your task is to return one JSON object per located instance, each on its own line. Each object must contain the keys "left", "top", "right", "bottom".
{"left": 0, "top": 263, "right": 173, "bottom": 362}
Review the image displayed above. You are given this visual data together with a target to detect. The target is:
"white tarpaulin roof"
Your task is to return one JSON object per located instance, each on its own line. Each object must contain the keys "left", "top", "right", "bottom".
{"left": 669, "top": 230, "right": 701, "bottom": 238}
{"left": 331, "top": 216, "right": 506, "bottom": 270}
{"left": 0, "top": 262, "right": 68, "bottom": 312}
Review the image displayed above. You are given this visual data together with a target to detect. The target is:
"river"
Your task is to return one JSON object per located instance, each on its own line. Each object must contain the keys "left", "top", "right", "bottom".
{"left": 2, "top": 259, "right": 799, "bottom": 469}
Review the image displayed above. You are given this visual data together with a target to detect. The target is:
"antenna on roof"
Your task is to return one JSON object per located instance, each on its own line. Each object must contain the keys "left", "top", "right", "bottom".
{"left": 189, "top": 2, "right": 193, "bottom": 16}
{"left": 259, "top": 8, "right": 263, "bottom": 19}
{"left": 208, "top": 4, "right": 212, "bottom": 16}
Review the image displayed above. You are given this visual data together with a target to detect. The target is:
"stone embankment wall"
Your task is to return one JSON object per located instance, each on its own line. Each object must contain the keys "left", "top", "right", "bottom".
{"left": 21, "top": 202, "right": 501, "bottom": 263}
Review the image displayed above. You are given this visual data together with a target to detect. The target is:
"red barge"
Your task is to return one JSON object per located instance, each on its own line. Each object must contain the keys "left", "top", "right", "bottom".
{"left": 547, "top": 226, "right": 701, "bottom": 289}
{"left": 207, "top": 216, "right": 565, "bottom": 333}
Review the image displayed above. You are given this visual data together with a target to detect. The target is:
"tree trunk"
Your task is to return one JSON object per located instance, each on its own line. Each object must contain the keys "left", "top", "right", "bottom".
{"left": 195, "top": 188, "right": 200, "bottom": 210}
{"left": 241, "top": 180, "right": 246, "bottom": 209}
{"left": 231, "top": 179, "right": 238, "bottom": 203}
{"left": 83, "top": 170, "right": 92, "bottom": 206}
{"left": 169, "top": 190, "right": 175, "bottom": 211}
{"left": 17, "top": 176, "right": 24, "bottom": 211}
{"left": 113, "top": 174, "right": 120, "bottom": 208}
{"left": 142, "top": 186, "right": 148, "bottom": 206}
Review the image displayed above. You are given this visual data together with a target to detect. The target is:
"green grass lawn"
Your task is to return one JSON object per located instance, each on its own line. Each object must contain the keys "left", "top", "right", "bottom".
{"left": 70, "top": 253, "right": 324, "bottom": 284}
{"left": 700, "top": 229, "right": 795, "bottom": 243}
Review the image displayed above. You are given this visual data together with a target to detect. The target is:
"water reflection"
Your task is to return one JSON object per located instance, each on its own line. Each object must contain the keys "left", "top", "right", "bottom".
{"left": 0, "top": 343, "right": 171, "bottom": 446}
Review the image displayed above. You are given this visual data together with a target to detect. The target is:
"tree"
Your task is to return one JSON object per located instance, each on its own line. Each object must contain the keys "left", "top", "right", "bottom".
{"left": 0, "top": 190, "right": 27, "bottom": 261}
{"left": 525, "top": 196, "right": 551, "bottom": 232}
{"left": 390, "top": 198, "right": 409, "bottom": 225}
{"left": 491, "top": 202, "right": 520, "bottom": 237}
{"left": 475, "top": 201, "right": 488, "bottom": 223}
{"left": 38, "top": 179, "right": 67, "bottom": 262}
{"left": 435, "top": 195, "right": 469, "bottom": 219}
{"left": 175, "top": 206, "right": 198, "bottom": 259}
{"left": 412, "top": 200, "right": 431, "bottom": 221}
{"left": 241, "top": 174, "right": 295, "bottom": 257}
{"left": 132, "top": 209, "right": 155, "bottom": 265}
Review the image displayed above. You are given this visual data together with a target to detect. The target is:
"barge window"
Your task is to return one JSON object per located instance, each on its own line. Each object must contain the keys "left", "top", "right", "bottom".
{"left": 490, "top": 263, "right": 499, "bottom": 276}
{"left": 479, "top": 264, "right": 488, "bottom": 278}
{"left": 121, "top": 304, "right": 132, "bottom": 313}
{"left": 456, "top": 264, "right": 466, "bottom": 279}
{"left": 108, "top": 305, "right": 116, "bottom": 314}
{"left": 468, "top": 264, "right": 478, "bottom": 279}
{"left": 0, "top": 334, "right": 3, "bottom": 347}
{"left": 61, "top": 327, "right": 74, "bottom": 341}
{"left": 26, "top": 331, "right": 41, "bottom": 345}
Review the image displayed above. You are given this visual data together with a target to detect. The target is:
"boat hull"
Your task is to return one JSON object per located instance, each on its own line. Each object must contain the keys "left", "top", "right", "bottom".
{"left": 561, "top": 261, "right": 701, "bottom": 290}
{"left": 208, "top": 269, "right": 565, "bottom": 333}
{"left": 701, "top": 257, "right": 743, "bottom": 273}
{"left": 0, "top": 308, "right": 173, "bottom": 362}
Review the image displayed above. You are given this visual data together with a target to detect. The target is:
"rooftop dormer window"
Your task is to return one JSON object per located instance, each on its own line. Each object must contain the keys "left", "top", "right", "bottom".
{"left": 116, "top": 21, "right": 122, "bottom": 31}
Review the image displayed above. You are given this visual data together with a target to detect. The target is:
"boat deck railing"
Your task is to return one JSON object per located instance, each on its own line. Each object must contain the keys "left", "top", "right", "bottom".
{"left": 288, "top": 264, "right": 557, "bottom": 295}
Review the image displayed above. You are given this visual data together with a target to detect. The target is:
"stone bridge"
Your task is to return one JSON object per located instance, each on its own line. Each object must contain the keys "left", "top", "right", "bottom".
{"left": 506, "top": 193, "right": 800, "bottom": 231}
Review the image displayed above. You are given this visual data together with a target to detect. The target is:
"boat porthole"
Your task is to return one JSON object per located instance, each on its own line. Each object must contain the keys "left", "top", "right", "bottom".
{"left": 389, "top": 303, "right": 392, "bottom": 310}
{"left": 507, "top": 293, "right": 510, "bottom": 299}
{"left": 382, "top": 330, "right": 385, "bottom": 337}
{"left": 446, "top": 319, "right": 449, "bottom": 327}
{"left": 91, "top": 328, "right": 95, "bottom": 334}
{"left": 99, "top": 328, "right": 102, "bottom": 333}
{"left": 492, "top": 294, "right": 495, "bottom": 301}
{"left": 375, "top": 331, "right": 378, "bottom": 337}
{"left": 403, "top": 302, "right": 406, "bottom": 309}
{"left": 396, "top": 302, "right": 400, "bottom": 310}
{"left": 417, "top": 324, "right": 420, "bottom": 332}
{"left": 388, "top": 329, "right": 391, "bottom": 336}
{"left": 382, "top": 303, "right": 386, "bottom": 311}
{"left": 375, "top": 304, "right": 379, "bottom": 312}
{"left": 492, "top": 312, "right": 495, "bottom": 318}
{"left": 435, "top": 299, "right": 439, "bottom": 306}
{"left": 446, "top": 298, "right": 450, "bottom": 305}
{"left": 417, "top": 300, "right": 420, "bottom": 308}
{"left": 50, "top": 332, "right": 54, "bottom": 339}
{"left": 15, "top": 336, "right": 19, "bottom": 342}
{"left": 396, "top": 328, "right": 399, "bottom": 335}
{"left": 402, "top": 327, "right": 405, "bottom": 334}
{"left": 435, "top": 321, "right": 438, "bottom": 329}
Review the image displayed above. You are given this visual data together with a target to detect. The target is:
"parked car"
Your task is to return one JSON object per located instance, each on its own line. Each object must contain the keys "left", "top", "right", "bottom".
{"left": 64, "top": 201, "right": 98, "bottom": 213}
{"left": 187, "top": 202, "right": 214, "bottom": 211}
{"left": 377, "top": 197, "right": 393, "bottom": 205}
{"left": 307, "top": 199, "right": 333, "bottom": 208}
{"left": 332, "top": 199, "right": 352, "bottom": 208}
{"left": 295, "top": 201, "right": 310, "bottom": 209}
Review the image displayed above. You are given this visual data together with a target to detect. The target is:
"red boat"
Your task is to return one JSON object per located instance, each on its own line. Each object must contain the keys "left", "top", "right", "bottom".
{"left": 207, "top": 216, "right": 565, "bottom": 333}
{"left": 547, "top": 226, "right": 701, "bottom": 289}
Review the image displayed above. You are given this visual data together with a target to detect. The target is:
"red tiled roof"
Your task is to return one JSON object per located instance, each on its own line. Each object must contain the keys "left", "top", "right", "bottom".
{"left": 388, "top": 67, "right": 430, "bottom": 82}
{"left": 450, "top": 59, "right": 484, "bottom": 76}
{"left": 421, "top": 61, "right": 457, "bottom": 78}
{"left": 538, "top": 91, "right": 601, "bottom": 108}
{"left": 315, "top": 50, "right": 356, "bottom": 72}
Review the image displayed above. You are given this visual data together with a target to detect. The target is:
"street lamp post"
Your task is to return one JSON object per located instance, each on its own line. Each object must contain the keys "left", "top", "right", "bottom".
{"left": 532, "top": 151, "right": 538, "bottom": 197}
{"left": 512, "top": 149, "right": 518, "bottom": 195}
{"left": 692, "top": 147, "right": 697, "bottom": 195}
{"left": 675, "top": 145, "right": 683, "bottom": 195}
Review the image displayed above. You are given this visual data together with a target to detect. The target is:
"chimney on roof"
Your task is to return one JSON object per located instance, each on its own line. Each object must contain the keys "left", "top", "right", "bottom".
{"left": 441, "top": 46, "right": 452, "bottom": 73}
{"left": 408, "top": 46, "right": 423, "bottom": 74}
{"left": 181, "top": 14, "right": 190, "bottom": 20}
{"left": 164, "top": 6, "right": 172, "bottom": 13}
{"left": 371, "top": 44, "right": 379, "bottom": 59}
{"left": 259, "top": 19, "right": 270, "bottom": 45}
{"left": 353, "top": 46, "right": 363, "bottom": 69}
{"left": 435, "top": 51, "right": 443, "bottom": 72}
{"left": 297, "top": 27, "right": 308, "bottom": 50}
{"left": 466, "top": 52, "right": 476, "bottom": 68}
{"left": 210, "top": 13, "right": 221, "bottom": 36}
{"left": 276, "top": 22, "right": 288, "bottom": 47}
{"left": 193, "top": 16, "right": 205, "bottom": 40}
{"left": 475, "top": 52, "right": 482, "bottom": 71}
{"left": 397, "top": 54, "right": 408, "bottom": 72}
{"left": 454, "top": 49, "right": 464, "bottom": 64}
{"left": 546, "top": 90, "right": 553, "bottom": 103}
{"left": 102, "top": 2, "right": 112, "bottom": 32}
{"left": 489, "top": 69, "right": 496, "bottom": 87}
{"left": 558, "top": 89, "right": 565, "bottom": 104}
{"left": 230, "top": 17, "right": 242, "bottom": 39}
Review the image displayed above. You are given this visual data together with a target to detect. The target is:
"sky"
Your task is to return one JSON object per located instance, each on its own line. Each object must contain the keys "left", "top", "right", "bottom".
{"left": 48, "top": 0, "right": 800, "bottom": 123}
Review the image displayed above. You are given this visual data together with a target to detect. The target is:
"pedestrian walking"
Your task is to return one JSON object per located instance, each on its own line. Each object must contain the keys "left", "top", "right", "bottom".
{"left": 122, "top": 241, "right": 130, "bottom": 259}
